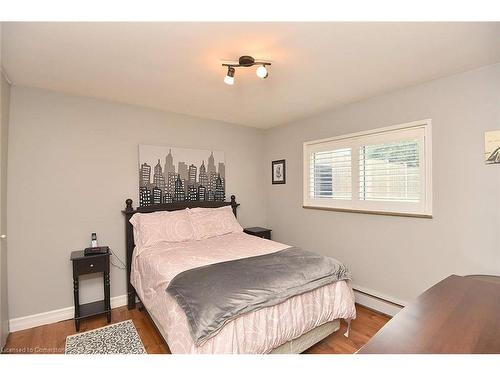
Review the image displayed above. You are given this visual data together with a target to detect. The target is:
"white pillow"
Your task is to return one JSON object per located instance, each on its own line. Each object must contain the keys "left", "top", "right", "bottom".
{"left": 188, "top": 206, "right": 243, "bottom": 240}
{"left": 129, "top": 209, "right": 195, "bottom": 250}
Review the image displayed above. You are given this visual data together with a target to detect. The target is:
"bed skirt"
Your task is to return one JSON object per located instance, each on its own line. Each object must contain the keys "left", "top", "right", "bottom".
{"left": 148, "top": 306, "right": 339, "bottom": 354}
{"left": 269, "top": 320, "right": 340, "bottom": 354}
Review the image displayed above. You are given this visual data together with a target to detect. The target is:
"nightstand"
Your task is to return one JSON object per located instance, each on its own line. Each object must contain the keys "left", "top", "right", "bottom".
{"left": 70, "top": 250, "right": 111, "bottom": 331}
{"left": 244, "top": 227, "right": 272, "bottom": 240}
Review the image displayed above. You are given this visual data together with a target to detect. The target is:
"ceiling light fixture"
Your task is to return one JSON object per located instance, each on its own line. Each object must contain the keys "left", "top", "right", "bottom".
{"left": 222, "top": 55, "right": 271, "bottom": 85}
{"left": 256, "top": 65, "right": 268, "bottom": 79}
{"left": 224, "top": 66, "right": 235, "bottom": 85}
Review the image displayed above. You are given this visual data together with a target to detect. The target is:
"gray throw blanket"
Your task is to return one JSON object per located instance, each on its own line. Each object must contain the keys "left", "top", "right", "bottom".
{"left": 166, "top": 247, "right": 351, "bottom": 345}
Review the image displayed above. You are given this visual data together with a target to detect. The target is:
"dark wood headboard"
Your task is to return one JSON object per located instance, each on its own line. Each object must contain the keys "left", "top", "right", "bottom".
{"left": 121, "top": 195, "right": 239, "bottom": 309}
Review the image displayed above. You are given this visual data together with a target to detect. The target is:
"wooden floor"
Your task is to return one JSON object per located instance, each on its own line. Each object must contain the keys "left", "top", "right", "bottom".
{"left": 3, "top": 303, "right": 389, "bottom": 354}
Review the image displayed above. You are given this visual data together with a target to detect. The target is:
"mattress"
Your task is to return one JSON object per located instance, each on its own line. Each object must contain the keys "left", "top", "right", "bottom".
{"left": 131, "top": 232, "right": 356, "bottom": 354}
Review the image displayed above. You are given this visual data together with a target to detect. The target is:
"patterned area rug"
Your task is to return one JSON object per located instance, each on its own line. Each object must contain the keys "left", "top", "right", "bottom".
{"left": 65, "top": 320, "right": 146, "bottom": 354}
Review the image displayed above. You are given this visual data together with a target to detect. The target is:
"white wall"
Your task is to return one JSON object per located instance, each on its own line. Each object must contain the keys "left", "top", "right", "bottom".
{"left": 265, "top": 64, "right": 500, "bottom": 304}
{"left": 7, "top": 87, "right": 267, "bottom": 319}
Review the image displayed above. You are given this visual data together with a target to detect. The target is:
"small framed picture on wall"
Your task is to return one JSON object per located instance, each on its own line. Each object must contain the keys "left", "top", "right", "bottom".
{"left": 272, "top": 159, "right": 286, "bottom": 184}
{"left": 485, "top": 130, "right": 500, "bottom": 164}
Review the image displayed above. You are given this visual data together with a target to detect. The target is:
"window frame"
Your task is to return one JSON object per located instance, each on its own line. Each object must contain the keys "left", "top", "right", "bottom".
{"left": 303, "top": 119, "right": 433, "bottom": 218}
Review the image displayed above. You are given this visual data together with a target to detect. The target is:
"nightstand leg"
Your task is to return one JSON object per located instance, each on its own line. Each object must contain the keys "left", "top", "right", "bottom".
{"left": 73, "top": 277, "right": 80, "bottom": 331}
{"left": 104, "top": 271, "right": 111, "bottom": 323}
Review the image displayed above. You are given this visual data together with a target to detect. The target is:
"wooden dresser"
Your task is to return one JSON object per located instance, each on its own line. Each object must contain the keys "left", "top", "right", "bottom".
{"left": 358, "top": 275, "right": 500, "bottom": 354}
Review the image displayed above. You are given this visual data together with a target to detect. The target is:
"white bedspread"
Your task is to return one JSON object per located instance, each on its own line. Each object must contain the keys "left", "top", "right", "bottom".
{"left": 131, "top": 232, "right": 356, "bottom": 354}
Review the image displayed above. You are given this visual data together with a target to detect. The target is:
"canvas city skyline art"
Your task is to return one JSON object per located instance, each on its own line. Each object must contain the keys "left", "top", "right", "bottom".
{"left": 138, "top": 144, "right": 226, "bottom": 207}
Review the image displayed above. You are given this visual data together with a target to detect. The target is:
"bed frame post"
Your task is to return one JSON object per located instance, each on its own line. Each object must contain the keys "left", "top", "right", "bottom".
{"left": 124, "top": 198, "right": 136, "bottom": 310}
{"left": 230, "top": 195, "right": 238, "bottom": 217}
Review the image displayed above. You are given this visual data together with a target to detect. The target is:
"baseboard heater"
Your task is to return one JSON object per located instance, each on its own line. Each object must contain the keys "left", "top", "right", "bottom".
{"left": 353, "top": 288, "right": 404, "bottom": 307}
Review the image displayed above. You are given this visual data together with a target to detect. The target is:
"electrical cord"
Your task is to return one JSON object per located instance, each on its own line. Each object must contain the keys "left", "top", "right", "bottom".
{"left": 109, "top": 248, "right": 126, "bottom": 270}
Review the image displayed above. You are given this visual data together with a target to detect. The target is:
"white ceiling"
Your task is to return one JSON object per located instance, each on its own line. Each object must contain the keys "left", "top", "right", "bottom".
{"left": 3, "top": 22, "right": 500, "bottom": 128}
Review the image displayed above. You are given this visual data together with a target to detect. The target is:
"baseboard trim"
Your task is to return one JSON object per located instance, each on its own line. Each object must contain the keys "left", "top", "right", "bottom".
{"left": 9, "top": 294, "right": 128, "bottom": 333}
{"left": 352, "top": 285, "right": 407, "bottom": 317}
{"left": 9, "top": 286, "right": 406, "bottom": 332}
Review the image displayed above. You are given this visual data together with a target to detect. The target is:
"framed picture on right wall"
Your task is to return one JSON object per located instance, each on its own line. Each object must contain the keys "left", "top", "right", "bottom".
{"left": 272, "top": 159, "right": 286, "bottom": 184}
{"left": 485, "top": 130, "right": 500, "bottom": 164}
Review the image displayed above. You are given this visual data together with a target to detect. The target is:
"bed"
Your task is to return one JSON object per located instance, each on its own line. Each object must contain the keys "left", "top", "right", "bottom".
{"left": 122, "top": 196, "right": 356, "bottom": 354}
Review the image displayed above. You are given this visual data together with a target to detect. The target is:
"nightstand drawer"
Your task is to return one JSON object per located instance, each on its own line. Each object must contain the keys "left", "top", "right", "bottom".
{"left": 74, "top": 256, "right": 107, "bottom": 276}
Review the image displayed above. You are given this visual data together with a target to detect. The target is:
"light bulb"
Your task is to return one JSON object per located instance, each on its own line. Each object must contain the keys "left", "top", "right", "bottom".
{"left": 256, "top": 65, "right": 268, "bottom": 79}
{"left": 224, "top": 66, "right": 235, "bottom": 85}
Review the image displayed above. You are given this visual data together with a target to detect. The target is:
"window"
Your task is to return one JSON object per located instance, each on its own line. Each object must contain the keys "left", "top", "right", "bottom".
{"left": 303, "top": 120, "right": 432, "bottom": 217}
